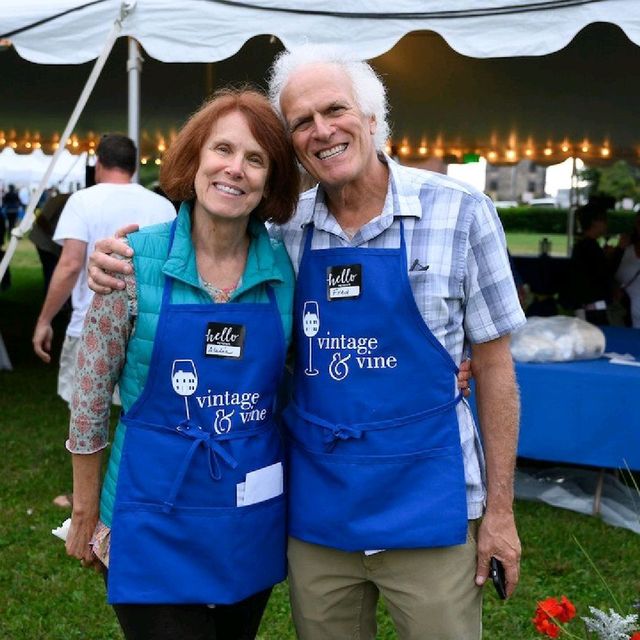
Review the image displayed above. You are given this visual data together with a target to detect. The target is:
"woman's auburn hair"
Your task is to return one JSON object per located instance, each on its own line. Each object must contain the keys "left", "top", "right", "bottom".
{"left": 160, "top": 87, "right": 300, "bottom": 224}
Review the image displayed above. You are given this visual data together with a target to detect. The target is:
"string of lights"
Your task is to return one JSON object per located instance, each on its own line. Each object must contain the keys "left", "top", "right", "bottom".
{"left": 0, "top": 128, "right": 635, "bottom": 167}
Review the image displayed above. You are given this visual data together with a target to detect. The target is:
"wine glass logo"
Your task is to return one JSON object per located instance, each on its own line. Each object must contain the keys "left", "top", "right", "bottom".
{"left": 171, "top": 359, "right": 198, "bottom": 421}
{"left": 302, "top": 301, "right": 320, "bottom": 376}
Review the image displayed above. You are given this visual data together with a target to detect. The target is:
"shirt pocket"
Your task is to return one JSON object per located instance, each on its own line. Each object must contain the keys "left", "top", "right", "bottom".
{"left": 408, "top": 270, "right": 455, "bottom": 334}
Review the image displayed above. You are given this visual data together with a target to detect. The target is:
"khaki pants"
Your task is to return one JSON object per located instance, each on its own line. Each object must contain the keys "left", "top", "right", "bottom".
{"left": 288, "top": 521, "right": 482, "bottom": 640}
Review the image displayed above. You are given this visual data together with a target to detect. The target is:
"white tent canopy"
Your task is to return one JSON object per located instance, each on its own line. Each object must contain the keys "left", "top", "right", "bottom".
{"left": 0, "top": 148, "right": 87, "bottom": 192}
{"left": 1, "top": 0, "right": 639, "bottom": 285}
{"left": 5, "top": 0, "right": 640, "bottom": 64}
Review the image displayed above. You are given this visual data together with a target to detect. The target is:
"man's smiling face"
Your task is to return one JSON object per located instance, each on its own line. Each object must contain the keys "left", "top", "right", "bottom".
{"left": 280, "top": 63, "right": 378, "bottom": 189}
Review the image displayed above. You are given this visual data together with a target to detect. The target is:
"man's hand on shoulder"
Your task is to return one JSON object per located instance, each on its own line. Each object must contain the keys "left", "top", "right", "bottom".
{"left": 88, "top": 224, "right": 138, "bottom": 294}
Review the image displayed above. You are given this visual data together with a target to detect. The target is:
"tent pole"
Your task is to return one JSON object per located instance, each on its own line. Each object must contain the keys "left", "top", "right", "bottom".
{"left": 566, "top": 155, "right": 578, "bottom": 255}
{"left": 0, "top": 1, "right": 135, "bottom": 284}
{"left": 127, "top": 37, "right": 142, "bottom": 182}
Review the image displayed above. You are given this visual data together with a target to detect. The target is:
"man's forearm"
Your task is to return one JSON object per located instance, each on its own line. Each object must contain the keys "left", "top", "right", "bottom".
{"left": 37, "top": 263, "right": 81, "bottom": 325}
{"left": 37, "top": 239, "right": 86, "bottom": 325}
{"left": 472, "top": 336, "right": 520, "bottom": 514}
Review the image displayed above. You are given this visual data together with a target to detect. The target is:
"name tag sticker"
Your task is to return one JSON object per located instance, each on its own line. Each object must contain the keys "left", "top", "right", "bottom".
{"left": 204, "top": 322, "right": 245, "bottom": 359}
{"left": 327, "top": 264, "right": 362, "bottom": 300}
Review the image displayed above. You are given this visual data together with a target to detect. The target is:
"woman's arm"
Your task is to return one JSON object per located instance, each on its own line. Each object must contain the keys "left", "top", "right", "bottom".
{"left": 66, "top": 452, "right": 102, "bottom": 569}
{"left": 67, "top": 273, "right": 135, "bottom": 454}
{"left": 66, "top": 266, "right": 136, "bottom": 568}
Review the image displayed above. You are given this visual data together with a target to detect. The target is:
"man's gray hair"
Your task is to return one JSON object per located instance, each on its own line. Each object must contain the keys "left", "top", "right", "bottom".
{"left": 268, "top": 44, "right": 391, "bottom": 152}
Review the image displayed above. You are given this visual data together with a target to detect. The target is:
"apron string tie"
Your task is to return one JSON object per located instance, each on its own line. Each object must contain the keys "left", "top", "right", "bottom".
{"left": 287, "top": 404, "right": 364, "bottom": 452}
{"left": 322, "top": 425, "right": 363, "bottom": 452}
{"left": 162, "top": 421, "right": 239, "bottom": 512}
{"left": 288, "top": 394, "right": 463, "bottom": 446}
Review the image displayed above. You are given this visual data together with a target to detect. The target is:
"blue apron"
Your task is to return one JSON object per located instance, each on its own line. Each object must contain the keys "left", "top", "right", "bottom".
{"left": 284, "top": 221, "right": 467, "bottom": 551}
{"left": 108, "top": 223, "right": 287, "bottom": 604}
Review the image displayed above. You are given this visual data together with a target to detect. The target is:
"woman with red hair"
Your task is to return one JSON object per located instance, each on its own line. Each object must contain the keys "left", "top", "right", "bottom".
{"left": 65, "top": 88, "right": 299, "bottom": 640}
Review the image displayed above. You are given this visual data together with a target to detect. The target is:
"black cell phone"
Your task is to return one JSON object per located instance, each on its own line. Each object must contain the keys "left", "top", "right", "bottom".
{"left": 490, "top": 557, "right": 507, "bottom": 600}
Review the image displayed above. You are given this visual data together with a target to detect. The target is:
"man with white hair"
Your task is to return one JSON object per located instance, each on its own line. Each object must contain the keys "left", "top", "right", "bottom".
{"left": 88, "top": 47, "right": 525, "bottom": 640}
{"left": 267, "top": 46, "right": 525, "bottom": 640}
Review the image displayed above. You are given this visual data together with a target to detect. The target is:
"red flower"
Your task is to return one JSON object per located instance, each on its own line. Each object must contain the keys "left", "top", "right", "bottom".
{"left": 533, "top": 613, "right": 560, "bottom": 638}
{"left": 557, "top": 596, "right": 576, "bottom": 623}
{"left": 533, "top": 596, "right": 576, "bottom": 637}
{"left": 630, "top": 633, "right": 640, "bottom": 640}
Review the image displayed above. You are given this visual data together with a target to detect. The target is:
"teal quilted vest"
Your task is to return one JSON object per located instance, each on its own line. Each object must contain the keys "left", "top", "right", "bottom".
{"left": 99, "top": 203, "right": 293, "bottom": 526}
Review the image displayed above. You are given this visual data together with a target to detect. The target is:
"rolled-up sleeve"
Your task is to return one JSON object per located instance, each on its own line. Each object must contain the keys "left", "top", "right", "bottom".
{"left": 67, "top": 270, "right": 135, "bottom": 454}
{"left": 463, "top": 195, "right": 526, "bottom": 344}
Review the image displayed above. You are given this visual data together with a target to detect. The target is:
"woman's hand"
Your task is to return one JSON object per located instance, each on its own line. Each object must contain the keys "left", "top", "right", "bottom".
{"left": 66, "top": 510, "right": 101, "bottom": 571}
{"left": 67, "top": 453, "right": 103, "bottom": 571}
{"left": 457, "top": 358, "right": 473, "bottom": 398}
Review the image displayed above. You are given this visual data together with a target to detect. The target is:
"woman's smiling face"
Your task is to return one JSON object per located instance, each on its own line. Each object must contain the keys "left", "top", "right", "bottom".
{"left": 193, "top": 110, "right": 270, "bottom": 222}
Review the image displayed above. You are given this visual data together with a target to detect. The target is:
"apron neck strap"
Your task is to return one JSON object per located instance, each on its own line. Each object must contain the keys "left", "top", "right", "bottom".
{"left": 398, "top": 217, "right": 408, "bottom": 270}
{"left": 303, "top": 221, "right": 315, "bottom": 254}
{"left": 265, "top": 283, "right": 277, "bottom": 306}
{"left": 303, "top": 217, "right": 406, "bottom": 254}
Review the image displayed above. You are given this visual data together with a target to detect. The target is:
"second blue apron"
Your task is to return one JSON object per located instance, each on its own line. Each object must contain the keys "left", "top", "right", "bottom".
{"left": 284, "top": 221, "right": 468, "bottom": 551}
{"left": 108, "top": 226, "right": 287, "bottom": 604}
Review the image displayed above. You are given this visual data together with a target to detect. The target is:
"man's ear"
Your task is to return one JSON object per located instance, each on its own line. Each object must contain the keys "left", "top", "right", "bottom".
{"left": 369, "top": 115, "right": 377, "bottom": 135}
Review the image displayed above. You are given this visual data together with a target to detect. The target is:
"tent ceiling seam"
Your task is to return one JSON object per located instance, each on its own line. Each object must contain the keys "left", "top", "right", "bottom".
{"left": 206, "top": 0, "right": 607, "bottom": 20}
{"left": 0, "top": 0, "right": 108, "bottom": 39}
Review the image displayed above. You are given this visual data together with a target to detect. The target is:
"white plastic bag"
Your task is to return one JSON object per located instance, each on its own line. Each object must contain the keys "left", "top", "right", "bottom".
{"left": 510, "top": 316, "right": 605, "bottom": 363}
{"left": 52, "top": 518, "right": 71, "bottom": 542}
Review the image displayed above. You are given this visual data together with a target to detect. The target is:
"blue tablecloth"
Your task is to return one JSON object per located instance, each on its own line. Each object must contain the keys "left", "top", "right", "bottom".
{"left": 472, "top": 326, "right": 640, "bottom": 471}
{"left": 601, "top": 325, "right": 640, "bottom": 359}
{"left": 516, "top": 326, "right": 640, "bottom": 470}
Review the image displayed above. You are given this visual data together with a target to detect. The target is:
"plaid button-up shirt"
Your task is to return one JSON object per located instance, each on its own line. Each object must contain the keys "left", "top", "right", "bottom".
{"left": 271, "top": 155, "right": 526, "bottom": 518}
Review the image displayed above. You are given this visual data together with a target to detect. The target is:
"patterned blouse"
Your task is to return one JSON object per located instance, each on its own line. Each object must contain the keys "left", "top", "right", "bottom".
{"left": 67, "top": 256, "right": 238, "bottom": 566}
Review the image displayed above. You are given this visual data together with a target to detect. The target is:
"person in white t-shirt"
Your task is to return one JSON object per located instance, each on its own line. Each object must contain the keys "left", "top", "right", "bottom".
{"left": 32, "top": 133, "right": 176, "bottom": 410}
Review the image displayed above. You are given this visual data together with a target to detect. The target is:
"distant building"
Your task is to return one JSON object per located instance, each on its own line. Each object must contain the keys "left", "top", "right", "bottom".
{"left": 485, "top": 159, "right": 546, "bottom": 203}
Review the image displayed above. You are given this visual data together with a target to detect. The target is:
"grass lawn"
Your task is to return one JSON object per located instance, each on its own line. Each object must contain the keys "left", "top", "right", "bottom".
{"left": 1, "top": 240, "right": 638, "bottom": 639}
{"left": 505, "top": 232, "right": 569, "bottom": 257}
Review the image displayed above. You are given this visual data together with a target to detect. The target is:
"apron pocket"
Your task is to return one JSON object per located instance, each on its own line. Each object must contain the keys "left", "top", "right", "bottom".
{"left": 119, "top": 420, "right": 284, "bottom": 508}
{"left": 288, "top": 440, "right": 467, "bottom": 551}
{"left": 108, "top": 495, "right": 287, "bottom": 605}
